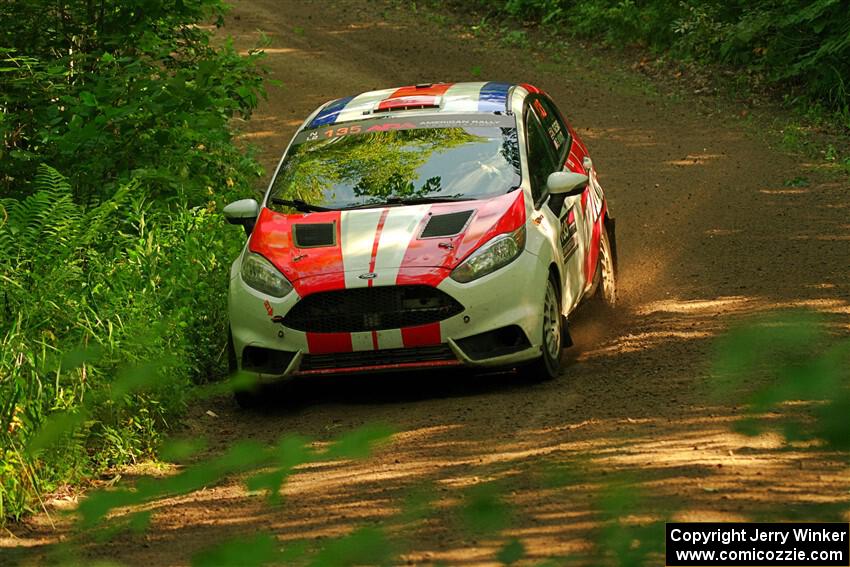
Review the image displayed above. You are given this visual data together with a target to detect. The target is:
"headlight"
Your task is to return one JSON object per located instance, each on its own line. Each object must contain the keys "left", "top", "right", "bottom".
{"left": 240, "top": 253, "right": 293, "bottom": 297}
{"left": 450, "top": 226, "right": 525, "bottom": 283}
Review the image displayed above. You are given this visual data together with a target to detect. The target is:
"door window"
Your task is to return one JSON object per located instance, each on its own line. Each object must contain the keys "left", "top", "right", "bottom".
{"left": 525, "top": 111, "right": 557, "bottom": 206}
{"left": 532, "top": 97, "right": 570, "bottom": 162}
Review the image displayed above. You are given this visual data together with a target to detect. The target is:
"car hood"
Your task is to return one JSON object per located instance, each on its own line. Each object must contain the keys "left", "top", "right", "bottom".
{"left": 248, "top": 191, "right": 525, "bottom": 293}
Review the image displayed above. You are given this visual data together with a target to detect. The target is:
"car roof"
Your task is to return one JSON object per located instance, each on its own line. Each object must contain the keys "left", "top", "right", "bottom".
{"left": 306, "top": 82, "right": 530, "bottom": 129}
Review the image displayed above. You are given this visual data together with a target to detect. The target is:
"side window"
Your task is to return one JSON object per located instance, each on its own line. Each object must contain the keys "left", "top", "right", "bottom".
{"left": 525, "top": 110, "right": 557, "bottom": 205}
{"left": 532, "top": 97, "right": 570, "bottom": 162}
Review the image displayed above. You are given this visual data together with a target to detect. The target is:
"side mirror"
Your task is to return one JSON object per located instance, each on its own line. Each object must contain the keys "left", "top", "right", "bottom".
{"left": 547, "top": 171, "right": 589, "bottom": 197}
{"left": 223, "top": 198, "right": 259, "bottom": 235}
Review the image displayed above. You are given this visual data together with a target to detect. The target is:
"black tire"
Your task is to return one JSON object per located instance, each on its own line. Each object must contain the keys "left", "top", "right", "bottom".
{"left": 518, "top": 274, "right": 563, "bottom": 382}
{"left": 591, "top": 227, "right": 617, "bottom": 307}
{"left": 234, "top": 387, "right": 263, "bottom": 410}
{"left": 228, "top": 327, "right": 263, "bottom": 409}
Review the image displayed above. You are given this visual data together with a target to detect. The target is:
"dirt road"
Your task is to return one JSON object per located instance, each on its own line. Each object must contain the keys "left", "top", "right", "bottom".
{"left": 10, "top": 0, "right": 850, "bottom": 564}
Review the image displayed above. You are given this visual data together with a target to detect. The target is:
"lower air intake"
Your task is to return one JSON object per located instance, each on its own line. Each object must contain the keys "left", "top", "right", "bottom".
{"left": 299, "top": 345, "right": 457, "bottom": 372}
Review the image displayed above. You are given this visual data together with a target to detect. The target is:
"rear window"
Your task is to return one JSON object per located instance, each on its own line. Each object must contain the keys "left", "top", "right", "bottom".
{"left": 269, "top": 114, "right": 521, "bottom": 210}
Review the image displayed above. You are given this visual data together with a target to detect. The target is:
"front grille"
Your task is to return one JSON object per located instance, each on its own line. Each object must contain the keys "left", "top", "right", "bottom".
{"left": 283, "top": 286, "right": 464, "bottom": 332}
{"left": 299, "top": 345, "right": 457, "bottom": 371}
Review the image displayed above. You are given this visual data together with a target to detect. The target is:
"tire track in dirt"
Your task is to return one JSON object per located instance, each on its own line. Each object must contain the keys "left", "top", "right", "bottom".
{"left": 8, "top": 0, "right": 850, "bottom": 564}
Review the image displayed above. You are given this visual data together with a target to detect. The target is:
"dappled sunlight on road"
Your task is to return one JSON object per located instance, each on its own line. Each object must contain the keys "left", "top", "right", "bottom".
{"left": 665, "top": 153, "right": 725, "bottom": 166}
{"left": 638, "top": 296, "right": 753, "bottom": 315}
{"left": 38, "top": 400, "right": 842, "bottom": 565}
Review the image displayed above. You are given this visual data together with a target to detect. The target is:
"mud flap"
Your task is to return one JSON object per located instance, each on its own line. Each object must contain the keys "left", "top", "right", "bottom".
{"left": 605, "top": 215, "right": 617, "bottom": 270}
{"left": 561, "top": 315, "right": 573, "bottom": 348}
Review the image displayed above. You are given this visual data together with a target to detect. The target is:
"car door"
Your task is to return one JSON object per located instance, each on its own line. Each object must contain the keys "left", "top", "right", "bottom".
{"left": 526, "top": 97, "right": 587, "bottom": 313}
{"left": 553, "top": 100, "right": 604, "bottom": 294}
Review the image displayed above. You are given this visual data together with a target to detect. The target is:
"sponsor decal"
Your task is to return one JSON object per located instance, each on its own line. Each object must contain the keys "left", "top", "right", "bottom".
{"left": 366, "top": 122, "right": 416, "bottom": 132}
{"left": 561, "top": 206, "right": 578, "bottom": 262}
{"left": 533, "top": 99, "right": 548, "bottom": 118}
{"left": 294, "top": 113, "right": 516, "bottom": 145}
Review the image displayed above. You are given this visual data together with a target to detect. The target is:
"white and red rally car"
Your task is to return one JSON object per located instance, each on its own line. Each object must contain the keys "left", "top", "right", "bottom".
{"left": 224, "top": 82, "right": 616, "bottom": 407}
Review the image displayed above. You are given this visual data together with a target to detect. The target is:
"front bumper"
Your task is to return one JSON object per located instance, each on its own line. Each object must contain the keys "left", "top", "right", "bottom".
{"left": 228, "top": 249, "right": 548, "bottom": 382}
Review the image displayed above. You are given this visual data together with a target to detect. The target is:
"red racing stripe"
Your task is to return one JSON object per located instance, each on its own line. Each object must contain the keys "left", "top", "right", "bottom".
{"left": 585, "top": 214, "right": 602, "bottom": 282}
{"left": 584, "top": 201, "right": 607, "bottom": 284}
{"left": 367, "top": 208, "right": 390, "bottom": 288}
{"left": 294, "top": 359, "right": 462, "bottom": 376}
{"left": 401, "top": 322, "right": 441, "bottom": 347}
{"left": 454, "top": 191, "right": 526, "bottom": 264}
{"left": 395, "top": 192, "right": 526, "bottom": 287}
{"left": 306, "top": 332, "right": 353, "bottom": 354}
{"left": 249, "top": 208, "right": 345, "bottom": 296}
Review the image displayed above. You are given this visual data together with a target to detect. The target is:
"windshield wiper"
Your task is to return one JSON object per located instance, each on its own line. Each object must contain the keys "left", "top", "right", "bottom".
{"left": 269, "top": 197, "right": 333, "bottom": 212}
{"left": 334, "top": 196, "right": 474, "bottom": 211}
{"left": 383, "top": 196, "right": 471, "bottom": 205}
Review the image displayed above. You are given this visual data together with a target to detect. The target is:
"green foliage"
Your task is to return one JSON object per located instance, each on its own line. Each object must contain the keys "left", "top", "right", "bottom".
{"left": 460, "top": 481, "right": 511, "bottom": 535}
{"left": 0, "top": 0, "right": 263, "bottom": 522}
{"left": 594, "top": 481, "right": 665, "bottom": 566}
{"left": 192, "top": 532, "right": 281, "bottom": 567}
{"left": 473, "top": 0, "right": 850, "bottom": 118}
{"left": 712, "top": 311, "right": 850, "bottom": 449}
{"left": 0, "top": 0, "right": 265, "bottom": 204}
{"left": 0, "top": 166, "right": 244, "bottom": 520}
{"left": 496, "top": 538, "right": 525, "bottom": 564}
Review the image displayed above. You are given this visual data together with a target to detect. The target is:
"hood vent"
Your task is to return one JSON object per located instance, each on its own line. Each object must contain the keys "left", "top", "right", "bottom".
{"left": 293, "top": 223, "right": 336, "bottom": 248}
{"left": 420, "top": 210, "right": 473, "bottom": 238}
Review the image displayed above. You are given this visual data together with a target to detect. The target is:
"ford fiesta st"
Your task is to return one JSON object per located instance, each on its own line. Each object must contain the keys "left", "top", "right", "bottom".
{"left": 224, "top": 82, "right": 616, "bottom": 407}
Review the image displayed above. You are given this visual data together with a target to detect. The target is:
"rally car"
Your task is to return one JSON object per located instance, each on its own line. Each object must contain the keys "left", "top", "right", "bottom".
{"left": 224, "top": 82, "right": 616, "bottom": 407}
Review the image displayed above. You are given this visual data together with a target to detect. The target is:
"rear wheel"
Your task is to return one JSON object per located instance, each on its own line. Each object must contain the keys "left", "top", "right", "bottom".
{"left": 592, "top": 228, "right": 617, "bottom": 307}
{"left": 518, "top": 275, "right": 562, "bottom": 382}
{"left": 234, "top": 387, "right": 263, "bottom": 410}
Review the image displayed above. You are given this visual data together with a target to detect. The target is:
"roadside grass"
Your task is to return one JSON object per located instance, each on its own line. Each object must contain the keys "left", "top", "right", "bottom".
{"left": 0, "top": 0, "right": 266, "bottom": 522}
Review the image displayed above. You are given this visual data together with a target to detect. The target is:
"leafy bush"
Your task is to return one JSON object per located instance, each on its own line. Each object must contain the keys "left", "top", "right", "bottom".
{"left": 0, "top": 0, "right": 265, "bottom": 204}
{"left": 713, "top": 311, "right": 850, "bottom": 449}
{"left": 468, "top": 0, "right": 850, "bottom": 119}
{"left": 0, "top": 0, "right": 264, "bottom": 521}
{"left": 0, "top": 166, "right": 243, "bottom": 520}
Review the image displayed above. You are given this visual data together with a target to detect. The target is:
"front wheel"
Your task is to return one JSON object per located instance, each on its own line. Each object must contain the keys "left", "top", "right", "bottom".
{"left": 518, "top": 275, "right": 562, "bottom": 382}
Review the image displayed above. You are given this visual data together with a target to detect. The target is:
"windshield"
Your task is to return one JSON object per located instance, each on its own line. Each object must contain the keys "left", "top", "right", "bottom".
{"left": 268, "top": 115, "right": 520, "bottom": 210}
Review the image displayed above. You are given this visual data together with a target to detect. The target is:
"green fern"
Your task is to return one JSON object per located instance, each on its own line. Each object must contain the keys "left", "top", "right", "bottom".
{"left": 0, "top": 165, "right": 79, "bottom": 264}
{"left": 0, "top": 165, "right": 135, "bottom": 268}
